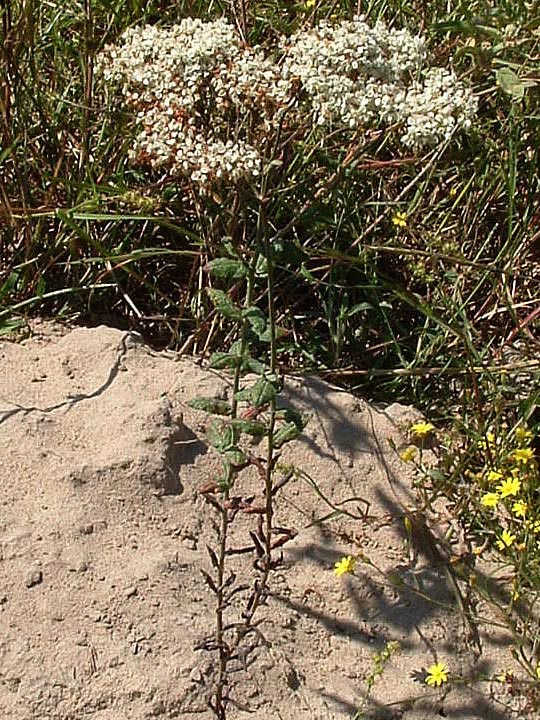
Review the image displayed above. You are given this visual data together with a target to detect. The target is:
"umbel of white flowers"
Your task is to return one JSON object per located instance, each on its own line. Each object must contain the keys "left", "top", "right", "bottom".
{"left": 96, "top": 16, "right": 477, "bottom": 189}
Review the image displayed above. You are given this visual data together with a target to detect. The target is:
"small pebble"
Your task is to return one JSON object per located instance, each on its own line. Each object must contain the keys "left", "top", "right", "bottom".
{"left": 189, "top": 668, "right": 203, "bottom": 683}
{"left": 25, "top": 570, "right": 43, "bottom": 588}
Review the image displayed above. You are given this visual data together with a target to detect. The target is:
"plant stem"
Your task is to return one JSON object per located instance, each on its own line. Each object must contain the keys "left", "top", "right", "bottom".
{"left": 213, "top": 242, "right": 257, "bottom": 718}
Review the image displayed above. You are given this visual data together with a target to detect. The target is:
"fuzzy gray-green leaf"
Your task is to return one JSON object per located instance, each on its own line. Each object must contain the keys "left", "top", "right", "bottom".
{"left": 207, "top": 288, "right": 242, "bottom": 320}
{"left": 206, "top": 419, "right": 238, "bottom": 453}
{"left": 207, "top": 258, "right": 248, "bottom": 281}
{"left": 273, "top": 421, "right": 301, "bottom": 448}
{"left": 231, "top": 419, "right": 267, "bottom": 436}
{"left": 208, "top": 351, "right": 241, "bottom": 369}
{"left": 187, "top": 397, "right": 232, "bottom": 416}
{"left": 251, "top": 377, "right": 278, "bottom": 407}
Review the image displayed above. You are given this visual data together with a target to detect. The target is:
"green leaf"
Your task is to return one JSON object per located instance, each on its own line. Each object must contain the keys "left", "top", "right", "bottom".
{"left": 496, "top": 67, "right": 527, "bottom": 99}
{"left": 0, "top": 316, "right": 25, "bottom": 337}
{"left": 299, "top": 263, "right": 316, "bottom": 282}
{"left": 207, "top": 288, "right": 242, "bottom": 320}
{"left": 234, "top": 386, "right": 254, "bottom": 402}
{"left": 279, "top": 407, "right": 308, "bottom": 430}
{"left": 244, "top": 357, "right": 267, "bottom": 374}
{"left": 187, "top": 397, "right": 232, "bottom": 415}
{"left": 0, "top": 271, "right": 20, "bottom": 301}
{"left": 216, "top": 457, "right": 233, "bottom": 491}
{"left": 208, "top": 351, "right": 241, "bottom": 369}
{"left": 273, "top": 421, "right": 301, "bottom": 448}
{"left": 257, "top": 326, "right": 288, "bottom": 343}
{"left": 206, "top": 258, "right": 248, "bottom": 281}
{"left": 346, "top": 301, "right": 374, "bottom": 316}
{"left": 251, "top": 376, "right": 278, "bottom": 407}
{"left": 255, "top": 255, "right": 268, "bottom": 276}
{"left": 224, "top": 447, "right": 247, "bottom": 466}
{"left": 36, "top": 276, "right": 46, "bottom": 299}
{"left": 231, "top": 419, "right": 267, "bottom": 436}
{"left": 229, "top": 339, "right": 244, "bottom": 356}
{"left": 242, "top": 306, "right": 267, "bottom": 338}
{"left": 205, "top": 419, "right": 238, "bottom": 453}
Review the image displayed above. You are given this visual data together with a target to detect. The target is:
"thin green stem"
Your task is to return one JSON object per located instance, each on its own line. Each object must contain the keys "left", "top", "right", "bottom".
{"left": 213, "top": 237, "right": 257, "bottom": 719}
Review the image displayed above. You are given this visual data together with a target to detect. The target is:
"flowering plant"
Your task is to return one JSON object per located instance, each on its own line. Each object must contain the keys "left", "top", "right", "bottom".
{"left": 96, "top": 16, "right": 477, "bottom": 191}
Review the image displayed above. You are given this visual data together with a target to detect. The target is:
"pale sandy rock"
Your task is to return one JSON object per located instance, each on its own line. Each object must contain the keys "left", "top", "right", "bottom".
{"left": 0, "top": 326, "right": 529, "bottom": 719}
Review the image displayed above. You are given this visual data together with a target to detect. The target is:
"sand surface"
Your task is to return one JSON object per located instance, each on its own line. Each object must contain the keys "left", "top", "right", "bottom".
{"left": 0, "top": 324, "right": 528, "bottom": 719}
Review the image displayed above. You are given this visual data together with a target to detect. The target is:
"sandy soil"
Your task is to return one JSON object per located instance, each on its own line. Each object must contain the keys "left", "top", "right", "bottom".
{"left": 0, "top": 324, "right": 530, "bottom": 719}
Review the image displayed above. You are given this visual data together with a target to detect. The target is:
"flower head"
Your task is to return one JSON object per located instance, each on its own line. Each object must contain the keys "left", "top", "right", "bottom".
{"left": 497, "top": 669, "right": 513, "bottom": 683}
{"left": 496, "top": 476, "right": 521, "bottom": 498}
{"left": 400, "top": 446, "right": 417, "bottom": 463}
{"left": 487, "top": 469, "right": 503, "bottom": 484}
{"left": 481, "top": 492, "right": 500, "bottom": 508}
{"left": 392, "top": 211, "right": 408, "bottom": 228}
{"left": 334, "top": 555, "right": 356, "bottom": 577}
{"left": 410, "top": 421, "right": 435, "bottom": 439}
{"left": 512, "top": 447, "right": 535, "bottom": 465}
{"left": 515, "top": 426, "right": 533, "bottom": 443}
{"left": 512, "top": 500, "right": 528, "bottom": 518}
{"left": 496, "top": 530, "right": 516, "bottom": 550}
{"left": 425, "top": 662, "right": 449, "bottom": 687}
{"left": 524, "top": 518, "right": 540, "bottom": 534}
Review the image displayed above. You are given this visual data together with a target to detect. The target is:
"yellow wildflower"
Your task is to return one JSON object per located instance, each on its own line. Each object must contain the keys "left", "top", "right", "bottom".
{"left": 425, "top": 662, "right": 449, "bottom": 687}
{"left": 487, "top": 469, "right": 503, "bottom": 484}
{"left": 392, "top": 211, "right": 408, "bottom": 228}
{"left": 334, "top": 555, "right": 356, "bottom": 577}
{"left": 400, "top": 446, "right": 417, "bottom": 463}
{"left": 496, "top": 530, "right": 516, "bottom": 550}
{"left": 449, "top": 186, "right": 457, "bottom": 197}
{"left": 486, "top": 430, "right": 495, "bottom": 443}
{"left": 515, "top": 426, "right": 533, "bottom": 443}
{"left": 513, "top": 447, "right": 534, "bottom": 465}
{"left": 305, "top": 0, "right": 316, "bottom": 7}
{"left": 481, "top": 492, "right": 500, "bottom": 508}
{"left": 512, "top": 500, "right": 528, "bottom": 518}
{"left": 496, "top": 476, "right": 521, "bottom": 498}
{"left": 524, "top": 519, "right": 540, "bottom": 534}
{"left": 410, "top": 421, "right": 435, "bottom": 439}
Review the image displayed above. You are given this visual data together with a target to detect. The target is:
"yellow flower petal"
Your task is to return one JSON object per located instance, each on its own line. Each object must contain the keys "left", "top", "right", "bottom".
{"left": 400, "top": 446, "right": 417, "bottom": 463}
{"left": 496, "top": 530, "right": 516, "bottom": 550}
{"left": 481, "top": 492, "right": 500, "bottom": 508}
{"left": 410, "top": 421, "right": 435, "bottom": 439}
{"left": 334, "top": 555, "right": 356, "bottom": 577}
{"left": 425, "top": 662, "right": 449, "bottom": 687}
{"left": 512, "top": 500, "right": 528, "bottom": 518}
{"left": 496, "top": 477, "right": 521, "bottom": 498}
{"left": 392, "top": 211, "right": 408, "bottom": 228}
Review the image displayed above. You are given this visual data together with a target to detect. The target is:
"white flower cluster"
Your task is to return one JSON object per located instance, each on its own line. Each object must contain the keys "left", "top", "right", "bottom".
{"left": 97, "top": 18, "right": 288, "bottom": 187}
{"left": 282, "top": 18, "right": 426, "bottom": 129}
{"left": 282, "top": 17, "right": 477, "bottom": 149}
{"left": 96, "top": 15, "right": 477, "bottom": 186}
{"left": 132, "top": 107, "right": 261, "bottom": 182}
{"left": 400, "top": 68, "right": 478, "bottom": 149}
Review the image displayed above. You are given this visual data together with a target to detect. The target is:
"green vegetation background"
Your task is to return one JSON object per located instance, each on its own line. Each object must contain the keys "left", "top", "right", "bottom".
{"left": 1, "top": 0, "right": 539, "bottom": 417}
